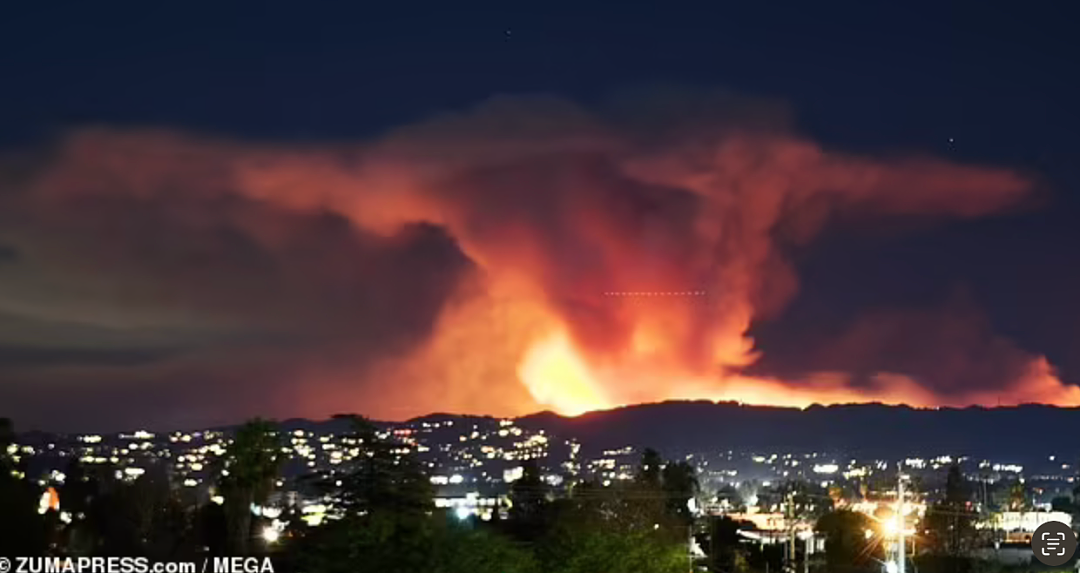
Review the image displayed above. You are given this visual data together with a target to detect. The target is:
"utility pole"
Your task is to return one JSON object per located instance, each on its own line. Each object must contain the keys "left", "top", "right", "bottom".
{"left": 897, "top": 473, "right": 905, "bottom": 573}
{"left": 688, "top": 524, "right": 693, "bottom": 573}
{"left": 786, "top": 490, "right": 797, "bottom": 573}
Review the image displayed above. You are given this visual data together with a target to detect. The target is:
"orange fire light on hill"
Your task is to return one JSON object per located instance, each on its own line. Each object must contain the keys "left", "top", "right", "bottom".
{"left": 514, "top": 321, "right": 1080, "bottom": 415}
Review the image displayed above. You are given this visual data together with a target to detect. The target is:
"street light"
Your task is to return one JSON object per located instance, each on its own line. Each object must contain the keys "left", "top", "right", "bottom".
{"left": 261, "top": 526, "right": 280, "bottom": 544}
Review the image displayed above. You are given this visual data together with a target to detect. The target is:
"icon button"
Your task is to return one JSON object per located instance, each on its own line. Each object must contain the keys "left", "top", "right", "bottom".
{"left": 1032, "top": 521, "right": 1078, "bottom": 567}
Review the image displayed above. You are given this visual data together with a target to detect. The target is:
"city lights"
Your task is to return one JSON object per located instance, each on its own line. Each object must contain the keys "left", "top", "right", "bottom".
{"left": 5, "top": 408, "right": 1077, "bottom": 573}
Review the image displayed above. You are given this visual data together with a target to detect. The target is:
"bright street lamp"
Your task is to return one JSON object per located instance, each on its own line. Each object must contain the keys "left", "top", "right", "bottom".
{"left": 261, "top": 526, "right": 280, "bottom": 544}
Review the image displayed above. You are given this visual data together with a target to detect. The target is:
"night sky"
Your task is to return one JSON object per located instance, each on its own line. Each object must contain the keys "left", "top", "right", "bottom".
{"left": 2, "top": 2, "right": 1079, "bottom": 431}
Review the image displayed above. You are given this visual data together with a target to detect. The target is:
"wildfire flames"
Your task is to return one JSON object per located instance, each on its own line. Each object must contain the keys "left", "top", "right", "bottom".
{"left": 3, "top": 92, "right": 1078, "bottom": 425}
{"left": 520, "top": 332, "right": 1080, "bottom": 415}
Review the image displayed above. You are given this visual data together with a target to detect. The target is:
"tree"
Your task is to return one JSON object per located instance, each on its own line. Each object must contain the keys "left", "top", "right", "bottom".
{"left": 924, "top": 465, "right": 976, "bottom": 558}
{"left": 816, "top": 510, "right": 881, "bottom": 573}
{"left": 619, "top": 449, "right": 672, "bottom": 535}
{"left": 777, "top": 480, "right": 832, "bottom": 522}
{"left": 541, "top": 481, "right": 687, "bottom": 572}
{"left": 534, "top": 448, "right": 697, "bottom": 571}
{"left": 1007, "top": 481, "right": 1029, "bottom": 511}
{"left": 292, "top": 512, "right": 537, "bottom": 573}
{"left": 197, "top": 501, "right": 228, "bottom": 555}
{"left": 706, "top": 516, "right": 752, "bottom": 573}
{"left": 539, "top": 526, "right": 688, "bottom": 573}
{"left": 558, "top": 478, "right": 626, "bottom": 530}
{"left": 326, "top": 415, "right": 432, "bottom": 518}
{"left": 60, "top": 458, "right": 97, "bottom": 518}
{"left": 1051, "top": 496, "right": 1075, "bottom": 514}
{"left": 84, "top": 464, "right": 194, "bottom": 556}
{"left": 59, "top": 459, "right": 110, "bottom": 555}
{"left": 285, "top": 428, "right": 698, "bottom": 573}
{"left": 637, "top": 448, "right": 663, "bottom": 489}
{"left": 508, "top": 461, "right": 551, "bottom": 540}
{"left": 285, "top": 415, "right": 436, "bottom": 573}
{"left": 429, "top": 522, "right": 539, "bottom": 573}
{"left": 217, "top": 418, "right": 283, "bottom": 555}
{"left": 0, "top": 417, "right": 48, "bottom": 555}
{"left": 661, "top": 461, "right": 699, "bottom": 525}
{"left": 0, "top": 418, "right": 13, "bottom": 451}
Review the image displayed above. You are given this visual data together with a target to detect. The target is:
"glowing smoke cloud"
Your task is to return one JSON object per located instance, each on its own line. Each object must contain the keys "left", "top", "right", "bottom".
{"left": 236, "top": 94, "right": 1075, "bottom": 415}
{"left": 0, "top": 92, "right": 1075, "bottom": 427}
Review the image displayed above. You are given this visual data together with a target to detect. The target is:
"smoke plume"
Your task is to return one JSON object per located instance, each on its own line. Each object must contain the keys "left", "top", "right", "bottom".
{"left": 0, "top": 91, "right": 1072, "bottom": 429}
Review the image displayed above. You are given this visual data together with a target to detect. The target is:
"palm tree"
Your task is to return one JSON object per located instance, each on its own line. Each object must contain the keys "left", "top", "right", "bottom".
{"left": 217, "top": 418, "right": 282, "bottom": 555}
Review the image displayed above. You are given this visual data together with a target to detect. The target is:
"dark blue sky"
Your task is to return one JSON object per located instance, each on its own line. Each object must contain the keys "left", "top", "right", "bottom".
{"left": 2, "top": 1, "right": 1079, "bottom": 428}
{"left": 4, "top": 3, "right": 1076, "bottom": 150}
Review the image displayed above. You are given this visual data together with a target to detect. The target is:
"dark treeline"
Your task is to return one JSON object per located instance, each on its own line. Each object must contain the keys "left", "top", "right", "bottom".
{"left": 0, "top": 416, "right": 1060, "bottom": 573}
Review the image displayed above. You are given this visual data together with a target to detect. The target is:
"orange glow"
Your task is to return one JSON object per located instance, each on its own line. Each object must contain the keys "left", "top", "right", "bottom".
{"left": 511, "top": 322, "right": 929, "bottom": 415}
{"left": 22, "top": 98, "right": 1080, "bottom": 423}
{"left": 44, "top": 486, "right": 60, "bottom": 512}
{"left": 338, "top": 121, "right": 1080, "bottom": 418}
{"left": 519, "top": 330, "right": 612, "bottom": 415}
{"left": 511, "top": 315, "right": 1080, "bottom": 416}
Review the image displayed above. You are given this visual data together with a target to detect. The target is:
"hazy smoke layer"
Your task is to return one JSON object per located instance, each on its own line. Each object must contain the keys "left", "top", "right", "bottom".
{"left": 0, "top": 92, "right": 1072, "bottom": 429}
